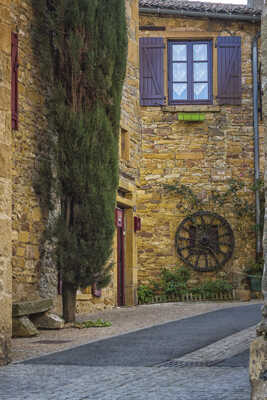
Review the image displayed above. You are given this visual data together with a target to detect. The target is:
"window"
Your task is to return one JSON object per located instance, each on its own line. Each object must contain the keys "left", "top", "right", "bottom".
{"left": 139, "top": 36, "right": 241, "bottom": 107}
{"left": 120, "top": 128, "right": 130, "bottom": 161}
{"left": 168, "top": 40, "right": 212, "bottom": 105}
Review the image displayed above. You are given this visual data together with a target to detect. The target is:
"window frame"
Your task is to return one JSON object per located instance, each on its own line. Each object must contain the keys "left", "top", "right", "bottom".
{"left": 168, "top": 39, "right": 213, "bottom": 105}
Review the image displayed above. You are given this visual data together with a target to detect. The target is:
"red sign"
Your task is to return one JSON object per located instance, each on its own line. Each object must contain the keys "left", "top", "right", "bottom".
{"left": 115, "top": 208, "right": 124, "bottom": 228}
{"left": 134, "top": 216, "right": 141, "bottom": 232}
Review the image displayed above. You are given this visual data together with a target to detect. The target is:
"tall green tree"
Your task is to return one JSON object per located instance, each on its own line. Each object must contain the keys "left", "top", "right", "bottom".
{"left": 32, "top": 0, "right": 127, "bottom": 321}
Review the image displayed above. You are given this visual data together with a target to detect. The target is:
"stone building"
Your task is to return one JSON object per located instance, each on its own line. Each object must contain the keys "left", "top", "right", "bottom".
{"left": 0, "top": 0, "right": 140, "bottom": 364}
{"left": 137, "top": 0, "right": 263, "bottom": 294}
{"left": 250, "top": 1, "right": 267, "bottom": 399}
{"left": 0, "top": 0, "right": 265, "bottom": 366}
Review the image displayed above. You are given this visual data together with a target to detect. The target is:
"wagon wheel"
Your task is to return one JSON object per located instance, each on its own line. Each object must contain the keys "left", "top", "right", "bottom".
{"left": 175, "top": 211, "right": 234, "bottom": 272}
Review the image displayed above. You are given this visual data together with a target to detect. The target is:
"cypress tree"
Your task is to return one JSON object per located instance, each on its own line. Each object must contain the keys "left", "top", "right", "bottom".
{"left": 32, "top": 0, "right": 127, "bottom": 321}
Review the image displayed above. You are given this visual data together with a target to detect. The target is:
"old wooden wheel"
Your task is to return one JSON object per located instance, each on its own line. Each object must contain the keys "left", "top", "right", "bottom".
{"left": 175, "top": 211, "right": 234, "bottom": 272}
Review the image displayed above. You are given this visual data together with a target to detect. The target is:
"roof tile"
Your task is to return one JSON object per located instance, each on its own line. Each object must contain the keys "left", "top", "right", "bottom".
{"left": 139, "top": 0, "right": 262, "bottom": 16}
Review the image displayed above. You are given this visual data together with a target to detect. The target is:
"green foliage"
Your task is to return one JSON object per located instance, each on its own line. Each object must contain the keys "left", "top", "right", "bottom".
{"left": 74, "top": 319, "right": 112, "bottom": 329}
{"left": 137, "top": 265, "right": 233, "bottom": 304}
{"left": 164, "top": 178, "right": 264, "bottom": 244}
{"left": 137, "top": 285, "right": 154, "bottom": 304}
{"left": 191, "top": 279, "right": 233, "bottom": 299}
{"left": 31, "top": 0, "right": 127, "bottom": 292}
{"left": 245, "top": 258, "right": 264, "bottom": 277}
{"left": 164, "top": 183, "right": 203, "bottom": 209}
{"left": 155, "top": 266, "right": 190, "bottom": 296}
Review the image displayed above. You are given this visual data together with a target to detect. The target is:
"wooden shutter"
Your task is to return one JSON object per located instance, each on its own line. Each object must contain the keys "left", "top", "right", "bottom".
{"left": 217, "top": 36, "right": 241, "bottom": 105}
{"left": 11, "top": 32, "right": 19, "bottom": 130}
{"left": 92, "top": 283, "right": 102, "bottom": 298}
{"left": 139, "top": 37, "right": 165, "bottom": 106}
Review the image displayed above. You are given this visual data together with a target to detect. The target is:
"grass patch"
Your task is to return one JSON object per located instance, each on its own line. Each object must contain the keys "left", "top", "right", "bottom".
{"left": 74, "top": 319, "right": 112, "bottom": 329}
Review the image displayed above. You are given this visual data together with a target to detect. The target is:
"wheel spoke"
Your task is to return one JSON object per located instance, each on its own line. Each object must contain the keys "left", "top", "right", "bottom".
{"left": 208, "top": 248, "right": 220, "bottom": 267}
{"left": 195, "top": 254, "right": 200, "bottom": 269}
{"left": 205, "top": 254, "right": 209, "bottom": 269}
{"left": 180, "top": 246, "right": 191, "bottom": 251}
{"left": 217, "top": 248, "right": 227, "bottom": 256}
{"left": 200, "top": 214, "right": 206, "bottom": 226}
{"left": 178, "top": 236, "right": 190, "bottom": 241}
{"left": 182, "top": 226, "right": 190, "bottom": 233}
{"left": 218, "top": 232, "right": 231, "bottom": 239}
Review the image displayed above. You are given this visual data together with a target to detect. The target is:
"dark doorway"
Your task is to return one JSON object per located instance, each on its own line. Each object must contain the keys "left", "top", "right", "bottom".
{"left": 116, "top": 208, "right": 125, "bottom": 306}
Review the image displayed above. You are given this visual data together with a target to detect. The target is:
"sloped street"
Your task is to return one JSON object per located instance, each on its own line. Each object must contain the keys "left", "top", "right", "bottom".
{"left": 0, "top": 303, "right": 262, "bottom": 400}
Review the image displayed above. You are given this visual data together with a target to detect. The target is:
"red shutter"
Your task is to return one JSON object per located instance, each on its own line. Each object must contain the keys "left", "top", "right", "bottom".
{"left": 11, "top": 32, "right": 19, "bottom": 130}
{"left": 139, "top": 37, "right": 165, "bottom": 106}
{"left": 217, "top": 36, "right": 241, "bottom": 105}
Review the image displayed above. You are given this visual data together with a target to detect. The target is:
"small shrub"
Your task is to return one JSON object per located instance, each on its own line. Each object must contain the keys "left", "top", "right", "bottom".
{"left": 158, "top": 266, "right": 190, "bottom": 296}
{"left": 245, "top": 259, "right": 264, "bottom": 277}
{"left": 191, "top": 279, "right": 233, "bottom": 299}
{"left": 138, "top": 265, "right": 233, "bottom": 304}
{"left": 137, "top": 284, "right": 154, "bottom": 304}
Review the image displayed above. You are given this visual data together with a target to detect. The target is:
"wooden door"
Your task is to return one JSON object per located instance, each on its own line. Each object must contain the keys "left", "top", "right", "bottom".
{"left": 116, "top": 208, "right": 125, "bottom": 306}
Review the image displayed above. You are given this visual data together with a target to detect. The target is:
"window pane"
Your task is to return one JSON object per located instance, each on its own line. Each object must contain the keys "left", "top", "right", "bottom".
{"left": 173, "top": 45, "right": 187, "bottom": 61}
{"left": 193, "top": 44, "right": 207, "bottom": 61}
{"left": 173, "top": 83, "right": 187, "bottom": 100}
{"left": 173, "top": 63, "right": 187, "bottom": 82}
{"left": 194, "top": 83, "right": 208, "bottom": 100}
{"left": 194, "top": 62, "right": 208, "bottom": 82}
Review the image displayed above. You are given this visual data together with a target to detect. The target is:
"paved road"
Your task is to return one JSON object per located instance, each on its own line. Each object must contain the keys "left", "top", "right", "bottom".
{"left": 24, "top": 303, "right": 261, "bottom": 367}
{"left": 0, "top": 303, "right": 262, "bottom": 400}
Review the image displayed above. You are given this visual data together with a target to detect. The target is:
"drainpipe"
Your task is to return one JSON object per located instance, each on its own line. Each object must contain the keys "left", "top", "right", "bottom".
{"left": 252, "top": 32, "right": 261, "bottom": 260}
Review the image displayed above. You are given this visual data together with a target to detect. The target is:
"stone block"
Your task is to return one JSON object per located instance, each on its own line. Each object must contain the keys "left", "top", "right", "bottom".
{"left": 31, "top": 312, "right": 64, "bottom": 330}
{"left": 12, "top": 316, "right": 39, "bottom": 338}
{"left": 236, "top": 289, "right": 251, "bottom": 301}
{"left": 18, "top": 231, "right": 29, "bottom": 243}
{"left": 12, "top": 299, "right": 53, "bottom": 317}
{"left": 250, "top": 336, "right": 267, "bottom": 400}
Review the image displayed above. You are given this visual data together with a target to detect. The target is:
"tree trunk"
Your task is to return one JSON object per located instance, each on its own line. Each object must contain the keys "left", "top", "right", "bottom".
{"left": 62, "top": 281, "right": 77, "bottom": 323}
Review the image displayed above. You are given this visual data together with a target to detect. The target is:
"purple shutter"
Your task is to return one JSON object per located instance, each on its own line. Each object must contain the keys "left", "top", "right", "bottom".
{"left": 139, "top": 37, "right": 165, "bottom": 106}
{"left": 11, "top": 32, "right": 19, "bottom": 130}
{"left": 92, "top": 283, "right": 102, "bottom": 298}
{"left": 217, "top": 36, "right": 241, "bottom": 105}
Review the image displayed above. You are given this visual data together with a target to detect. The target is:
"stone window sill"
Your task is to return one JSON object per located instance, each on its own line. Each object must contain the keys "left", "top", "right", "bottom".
{"left": 162, "top": 105, "right": 220, "bottom": 113}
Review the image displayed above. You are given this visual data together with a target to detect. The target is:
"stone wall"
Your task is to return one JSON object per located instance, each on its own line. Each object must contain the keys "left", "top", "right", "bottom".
{"left": 137, "top": 14, "right": 263, "bottom": 290}
{"left": 11, "top": 1, "right": 47, "bottom": 303}
{"left": 0, "top": 0, "right": 14, "bottom": 365}
{"left": 250, "top": 3, "right": 267, "bottom": 399}
{"left": 0, "top": 0, "right": 141, "bottom": 317}
{"left": 120, "top": 0, "right": 141, "bottom": 181}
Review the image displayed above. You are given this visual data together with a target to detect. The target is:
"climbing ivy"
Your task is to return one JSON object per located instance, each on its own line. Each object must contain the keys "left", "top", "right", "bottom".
{"left": 164, "top": 178, "right": 264, "bottom": 242}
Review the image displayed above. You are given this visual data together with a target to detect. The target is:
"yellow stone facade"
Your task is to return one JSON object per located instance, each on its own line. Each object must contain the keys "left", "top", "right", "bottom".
{"left": 0, "top": 0, "right": 264, "bottom": 364}
{"left": 0, "top": 0, "right": 141, "bottom": 363}
{"left": 137, "top": 13, "right": 264, "bottom": 291}
{"left": 0, "top": 0, "right": 12, "bottom": 365}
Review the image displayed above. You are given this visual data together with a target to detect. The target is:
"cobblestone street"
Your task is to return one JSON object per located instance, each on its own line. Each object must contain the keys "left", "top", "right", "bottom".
{"left": 0, "top": 363, "right": 251, "bottom": 400}
{"left": 0, "top": 302, "right": 262, "bottom": 400}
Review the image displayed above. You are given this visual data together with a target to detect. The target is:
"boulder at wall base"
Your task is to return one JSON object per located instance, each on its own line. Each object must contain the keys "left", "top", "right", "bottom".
{"left": 31, "top": 312, "right": 65, "bottom": 330}
{"left": 235, "top": 289, "right": 251, "bottom": 301}
{"left": 12, "top": 316, "right": 39, "bottom": 338}
{"left": 12, "top": 299, "right": 53, "bottom": 317}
